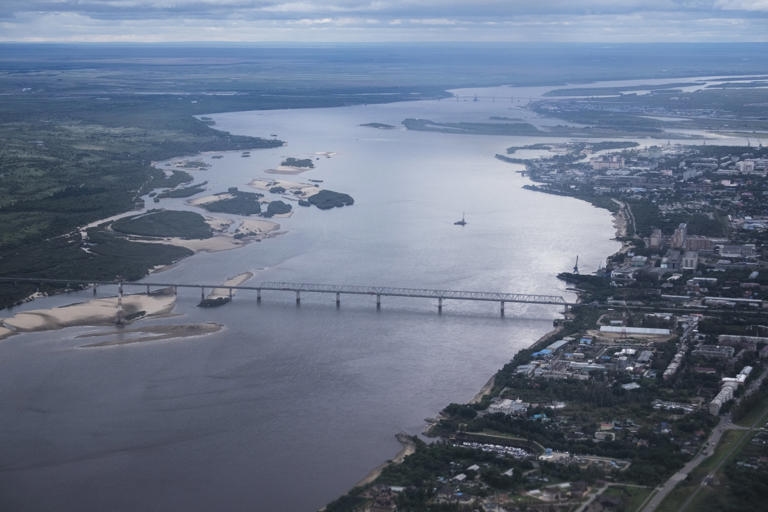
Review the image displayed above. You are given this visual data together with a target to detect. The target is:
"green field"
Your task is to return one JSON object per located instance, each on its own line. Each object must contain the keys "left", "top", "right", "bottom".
{"left": 112, "top": 210, "right": 213, "bottom": 239}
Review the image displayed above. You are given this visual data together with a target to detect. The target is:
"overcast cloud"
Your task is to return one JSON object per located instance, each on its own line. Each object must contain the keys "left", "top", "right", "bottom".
{"left": 0, "top": 0, "right": 766, "bottom": 42}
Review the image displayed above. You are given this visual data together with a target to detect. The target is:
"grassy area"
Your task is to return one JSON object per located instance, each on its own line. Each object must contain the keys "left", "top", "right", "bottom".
{"left": 200, "top": 190, "right": 265, "bottom": 216}
{"left": 112, "top": 210, "right": 213, "bottom": 239}
{"left": 734, "top": 389, "right": 768, "bottom": 428}
{"left": 602, "top": 485, "right": 653, "bottom": 512}
{"left": 656, "top": 429, "right": 750, "bottom": 512}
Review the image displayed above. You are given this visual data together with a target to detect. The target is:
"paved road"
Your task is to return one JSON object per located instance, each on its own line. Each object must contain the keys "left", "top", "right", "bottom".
{"left": 639, "top": 414, "right": 730, "bottom": 512}
{"left": 641, "top": 367, "right": 768, "bottom": 512}
{"left": 676, "top": 368, "right": 768, "bottom": 512}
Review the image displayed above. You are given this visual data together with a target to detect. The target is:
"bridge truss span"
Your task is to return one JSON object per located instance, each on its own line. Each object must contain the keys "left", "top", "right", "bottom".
{"left": 256, "top": 281, "right": 567, "bottom": 306}
{"left": 0, "top": 276, "right": 570, "bottom": 317}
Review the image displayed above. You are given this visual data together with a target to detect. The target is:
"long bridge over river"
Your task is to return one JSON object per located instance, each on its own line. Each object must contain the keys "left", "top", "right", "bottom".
{"left": 0, "top": 277, "right": 572, "bottom": 317}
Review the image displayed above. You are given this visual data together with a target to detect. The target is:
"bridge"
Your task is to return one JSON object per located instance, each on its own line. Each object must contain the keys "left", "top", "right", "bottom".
{"left": 0, "top": 277, "right": 571, "bottom": 317}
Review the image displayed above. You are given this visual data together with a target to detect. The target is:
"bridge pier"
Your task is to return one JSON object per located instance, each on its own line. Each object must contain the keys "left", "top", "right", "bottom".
{"left": 438, "top": 297, "right": 443, "bottom": 314}
{"left": 229, "top": 288, "right": 233, "bottom": 299}
{"left": 500, "top": 301, "right": 505, "bottom": 317}
{"left": 256, "top": 289, "right": 261, "bottom": 303}
{"left": 201, "top": 287, "right": 205, "bottom": 301}
{"left": 146, "top": 284, "right": 151, "bottom": 295}
{"left": 376, "top": 294, "right": 381, "bottom": 310}
{"left": 296, "top": 290, "right": 301, "bottom": 306}
{"left": 93, "top": 285, "right": 97, "bottom": 296}
{"left": 336, "top": 292, "right": 341, "bottom": 308}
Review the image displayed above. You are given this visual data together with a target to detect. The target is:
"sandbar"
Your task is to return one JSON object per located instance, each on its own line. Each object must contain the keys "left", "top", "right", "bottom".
{"left": 264, "top": 166, "right": 312, "bottom": 175}
{"left": 131, "top": 233, "right": 245, "bottom": 253}
{"left": 234, "top": 218, "right": 281, "bottom": 238}
{"left": 205, "top": 272, "right": 254, "bottom": 300}
{"left": 188, "top": 192, "right": 235, "bottom": 206}
{"left": 1, "top": 293, "right": 176, "bottom": 336}
{"left": 248, "top": 178, "right": 320, "bottom": 200}
{"left": 77, "top": 322, "right": 223, "bottom": 347}
{"left": 126, "top": 215, "right": 280, "bottom": 254}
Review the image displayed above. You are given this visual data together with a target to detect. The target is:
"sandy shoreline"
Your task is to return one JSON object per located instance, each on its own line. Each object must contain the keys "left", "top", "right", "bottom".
{"left": 350, "top": 324, "right": 568, "bottom": 493}
{"left": 125, "top": 215, "right": 281, "bottom": 255}
{"left": 0, "top": 292, "right": 176, "bottom": 338}
{"left": 352, "top": 433, "right": 418, "bottom": 489}
{"left": 470, "top": 374, "right": 497, "bottom": 404}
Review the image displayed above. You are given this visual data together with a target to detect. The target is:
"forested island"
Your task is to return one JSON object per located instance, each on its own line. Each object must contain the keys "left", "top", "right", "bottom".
{"left": 307, "top": 189, "right": 355, "bottom": 210}
{"left": 281, "top": 157, "right": 315, "bottom": 168}
{"left": 112, "top": 210, "right": 213, "bottom": 239}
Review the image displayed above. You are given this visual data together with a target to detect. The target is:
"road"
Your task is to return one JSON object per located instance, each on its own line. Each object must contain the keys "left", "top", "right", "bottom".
{"left": 676, "top": 367, "right": 768, "bottom": 512}
{"left": 641, "top": 367, "right": 768, "bottom": 512}
{"left": 639, "top": 414, "right": 730, "bottom": 512}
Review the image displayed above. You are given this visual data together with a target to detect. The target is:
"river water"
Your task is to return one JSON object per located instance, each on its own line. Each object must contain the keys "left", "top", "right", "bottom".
{"left": 2, "top": 83, "right": 634, "bottom": 510}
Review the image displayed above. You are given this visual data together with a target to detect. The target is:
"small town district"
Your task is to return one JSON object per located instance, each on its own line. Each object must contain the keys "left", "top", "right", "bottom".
{"left": 326, "top": 141, "right": 768, "bottom": 512}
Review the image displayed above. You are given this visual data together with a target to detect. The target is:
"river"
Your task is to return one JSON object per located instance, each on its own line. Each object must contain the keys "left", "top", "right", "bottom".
{"left": 2, "top": 81, "right": 651, "bottom": 511}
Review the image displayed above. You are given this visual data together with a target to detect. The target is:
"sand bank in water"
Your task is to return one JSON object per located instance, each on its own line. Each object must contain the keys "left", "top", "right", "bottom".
{"left": 128, "top": 216, "right": 281, "bottom": 254}
{"left": 77, "top": 322, "right": 223, "bottom": 347}
{"left": 205, "top": 272, "right": 254, "bottom": 300}
{"left": 0, "top": 293, "right": 175, "bottom": 336}
{"left": 248, "top": 178, "right": 320, "bottom": 200}
{"left": 264, "top": 166, "right": 312, "bottom": 175}
{"left": 188, "top": 193, "right": 235, "bottom": 206}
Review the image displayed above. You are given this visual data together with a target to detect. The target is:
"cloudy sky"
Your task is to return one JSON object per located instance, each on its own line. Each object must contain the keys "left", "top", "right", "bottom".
{"left": 1, "top": 0, "right": 766, "bottom": 43}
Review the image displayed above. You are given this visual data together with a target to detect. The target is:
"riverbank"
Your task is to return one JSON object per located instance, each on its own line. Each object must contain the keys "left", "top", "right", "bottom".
{"left": 326, "top": 167, "right": 625, "bottom": 507}
{"left": 339, "top": 320, "right": 571, "bottom": 505}
{"left": 351, "top": 433, "right": 419, "bottom": 490}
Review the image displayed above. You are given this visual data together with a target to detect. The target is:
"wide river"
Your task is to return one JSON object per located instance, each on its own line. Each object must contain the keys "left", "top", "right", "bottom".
{"left": 2, "top": 80, "right": 688, "bottom": 511}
